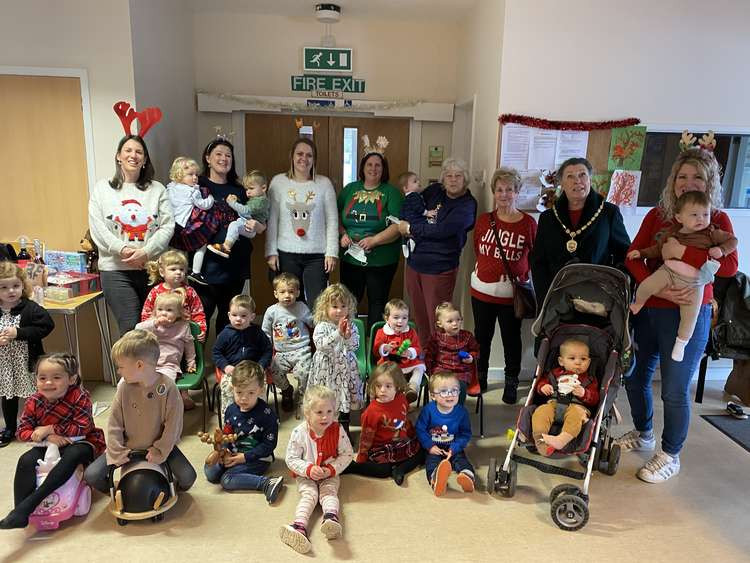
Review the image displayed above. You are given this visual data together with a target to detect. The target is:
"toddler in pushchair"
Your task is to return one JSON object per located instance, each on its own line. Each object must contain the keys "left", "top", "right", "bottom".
{"left": 487, "top": 263, "right": 631, "bottom": 531}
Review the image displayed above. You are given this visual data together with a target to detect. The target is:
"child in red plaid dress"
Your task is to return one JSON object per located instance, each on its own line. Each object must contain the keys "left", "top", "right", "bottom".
{"left": 424, "top": 302, "right": 481, "bottom": 402}
{"left": 0, "top": 354, "right": 105, "bottom": 529}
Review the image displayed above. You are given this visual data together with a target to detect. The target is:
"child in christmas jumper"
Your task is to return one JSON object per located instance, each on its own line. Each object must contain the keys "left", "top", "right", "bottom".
{"left": 203, "top": 361, "right": 283, "bottom": 503}
{"left": 531, "top": 338, "right": 599, "bottom": 455}
{"left": 424, "top": 302, "right": 480, "bottom": 403}
{"left": 372, "top": 298, "right": 426, "bottom": 403}
{"left": 262, "top": 273, "right": 314, "bottom": 412}
{"left": 308, "top": 284, "right": 363, "bottom": 431}
{"left": 213, "top": 294, "right": 272, "bottom": 422}
{"left": 280, "top": 385, "right": 353, "bottom": 554}
{"left": 0, "top": 354, "right": 105, "bottom": 529}
{"left": 0, "top": 261, "right": 55, "bottom": 448}
{"left": 165, "top": 156, "right": 216, "bottom": 284}
{"left": 344, "top": 362, "right": 424, "bottom": 485}
{"left": 84, "top": 330, "right": 196, "bottom": 493}
{"left": 208, "top": 169, "right": 269, "bottom": 259}
{"left": 142, "top": 249, "right": 207, "bottom": 340}
{"left": 416, "top": 372, "right": 475, "bottom": 496}
{"left": 396, "top": 171, "right": 437, "bottom": 258}
{"left": 136, "top": 291, "right": 197, "bottom": 409}
{"left": 628, "top": 190, "right": 738, "bottom": 361}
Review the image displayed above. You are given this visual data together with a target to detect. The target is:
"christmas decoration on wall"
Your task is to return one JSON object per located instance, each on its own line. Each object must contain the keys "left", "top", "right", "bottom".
{"left": 499, "top": 114, "right": 640, "bottom": 131}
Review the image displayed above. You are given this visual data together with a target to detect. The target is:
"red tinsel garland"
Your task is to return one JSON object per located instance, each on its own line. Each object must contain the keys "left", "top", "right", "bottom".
{"left": 499, "top": 114, "right": 640, "bottom": 131}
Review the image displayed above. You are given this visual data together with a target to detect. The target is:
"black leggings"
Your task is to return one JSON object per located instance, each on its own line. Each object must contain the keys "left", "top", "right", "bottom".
{"left": 471, "top": 297, "right": 523, "bottom": 381}
{"left": 344, "top": 448, "right": 425, "bottom": 478}
{"left": 276, "top": 251, "right": 327, "bottom": 307}
{"left": 10, "top": 442, "right": 94, "bottom": 518}
{"left": 340, "top": 261, "right": 399, "bottom": 331}
{"left": 2, "top": 397, "right": 19, "bottom": 433}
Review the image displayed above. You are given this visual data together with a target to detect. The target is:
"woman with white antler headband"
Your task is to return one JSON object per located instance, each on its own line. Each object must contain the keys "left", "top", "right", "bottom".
{"left": 617, "top": 132, "right": 739, "bottom": 484}
{"left": 337, "top": 136, "right": 403, "bottom": 330}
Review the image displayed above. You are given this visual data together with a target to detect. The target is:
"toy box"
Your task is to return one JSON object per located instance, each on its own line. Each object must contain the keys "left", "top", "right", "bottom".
{"left": 47, "top": 272, "right": 101, "bottom": 298}
{"left": 45, "top": 250, "right": 88, "bottom": 274}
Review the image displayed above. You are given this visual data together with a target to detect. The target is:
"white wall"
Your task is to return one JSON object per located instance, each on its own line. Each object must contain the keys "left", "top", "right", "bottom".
{"left": 0, "top": 0, "right": 136, "bottom": 181}
{"left": 419, "top": 122, "right": 453, "bottom": 182}
{"left": 457, "top": 0, "right": 505, "bottom": 212}
{"left": 499, "top": 0, "right": 750, "bottom": 127}
{"left": 129, "top": 0, "right": 198, "bottom": 181}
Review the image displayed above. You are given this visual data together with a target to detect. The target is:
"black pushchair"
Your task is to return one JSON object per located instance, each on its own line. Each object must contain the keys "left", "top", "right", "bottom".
{"left": 487, "top": 264, "right": 631, "bottom": 531}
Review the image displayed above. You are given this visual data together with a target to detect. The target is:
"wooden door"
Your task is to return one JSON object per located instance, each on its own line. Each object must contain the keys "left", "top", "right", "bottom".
{"left": 244, "top": 113, "right": 410, "bottom": 313}
{"left": 327, "top": 116, "right": 411, "bottom": 310}
{"left": 245, "top": 114, "right": 331, "bottom": 311}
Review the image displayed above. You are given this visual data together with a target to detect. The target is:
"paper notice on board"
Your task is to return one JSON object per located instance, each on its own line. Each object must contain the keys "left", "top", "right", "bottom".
{"left": 554, "top": 131, "right": 589, "bottom": 168}
{"left": 528, "top": 128, "right": 558, "bottom": 170}
{"left": 500, "top": 124, "right": 531, "bottom": 170}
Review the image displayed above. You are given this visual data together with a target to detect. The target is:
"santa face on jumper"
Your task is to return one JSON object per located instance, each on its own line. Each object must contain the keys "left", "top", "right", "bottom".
{"left": 111, "top": 199, "right": 155, "bottom": 241}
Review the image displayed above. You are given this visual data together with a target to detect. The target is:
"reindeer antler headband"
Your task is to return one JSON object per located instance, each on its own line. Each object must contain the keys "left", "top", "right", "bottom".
{"left": 361, "top": 134, "right": 389, "bottom": 156}
{"left": 679, "top": 130, "right": 716, "bottom": 153}
{"left": 113, "top": 101, "right": 163, "bottom": 137}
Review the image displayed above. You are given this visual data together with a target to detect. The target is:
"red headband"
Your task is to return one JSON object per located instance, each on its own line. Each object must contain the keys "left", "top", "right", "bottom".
{"left": 113, "top": 101, "right": 163, "bottom": 137}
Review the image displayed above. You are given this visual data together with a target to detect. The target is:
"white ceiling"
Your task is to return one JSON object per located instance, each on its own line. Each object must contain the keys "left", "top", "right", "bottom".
{"left": 191, "top": 0, "right": 478, "bottom": 22}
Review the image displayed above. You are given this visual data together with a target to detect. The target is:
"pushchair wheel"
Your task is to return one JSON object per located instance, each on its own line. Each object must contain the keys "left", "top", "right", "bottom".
{"left": 551, "top": 494, "right": 589, "bottom": 531}
{"left": 117, "top": 518, "right": 128, "bottom": 527}
{"left": 487, "top": 457, "right": 498, "bottom": 494}
{"left": 549, "top": 483, "right": 581, "bottom": 504}
{"left": 498, "top": 460, "right": 517, "bottom": 498}
{"left": 604, "top": 444, "right": 621, "bottom": 476}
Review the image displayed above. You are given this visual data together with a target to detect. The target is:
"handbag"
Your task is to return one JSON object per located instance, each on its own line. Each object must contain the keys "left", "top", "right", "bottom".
{"left": 490, "top": 215, "right": 537, "bottom": 320}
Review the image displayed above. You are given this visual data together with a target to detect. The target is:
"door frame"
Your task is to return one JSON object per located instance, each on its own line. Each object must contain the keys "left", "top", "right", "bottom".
{"left": 1, "top": 66, "right": 96, "bottom": 192}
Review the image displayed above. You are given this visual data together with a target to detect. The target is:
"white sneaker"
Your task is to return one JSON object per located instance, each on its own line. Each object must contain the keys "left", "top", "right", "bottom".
{"left": 637, "top": 452, "right": 680, "bottom": 483}
{"left": 614, "top": 429, "right": 656, "bottom": 452}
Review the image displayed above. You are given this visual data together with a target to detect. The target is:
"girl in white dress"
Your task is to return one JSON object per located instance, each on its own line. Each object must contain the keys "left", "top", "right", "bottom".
{"left": 308, "top": 284, "right": 362, "bottom": 431}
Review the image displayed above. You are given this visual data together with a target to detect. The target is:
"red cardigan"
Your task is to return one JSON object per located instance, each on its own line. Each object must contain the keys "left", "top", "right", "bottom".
{"left": 626, "top": 207, "right": 738, "bottom": 308}
{"left": 17, "top": 385, "right": 106, "bottom": 455}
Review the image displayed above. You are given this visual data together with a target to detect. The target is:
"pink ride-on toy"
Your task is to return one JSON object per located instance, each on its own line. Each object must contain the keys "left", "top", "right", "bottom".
{"left": 28, "top": 442, "right": 91, "bottom": 531}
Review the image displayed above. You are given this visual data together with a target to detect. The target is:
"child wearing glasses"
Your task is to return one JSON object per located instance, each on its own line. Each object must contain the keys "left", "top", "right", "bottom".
{"left": 415, "top": 372, "right": 475, "bottom": 496}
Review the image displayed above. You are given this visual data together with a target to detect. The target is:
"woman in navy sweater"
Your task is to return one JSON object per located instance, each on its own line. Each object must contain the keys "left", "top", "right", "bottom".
{"left": 398, "top": 158, "right": 477, "bottom": 341}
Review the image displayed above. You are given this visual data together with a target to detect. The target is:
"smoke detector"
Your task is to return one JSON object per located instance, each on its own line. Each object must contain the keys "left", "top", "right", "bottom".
{"left": 315, "top": 3, "right": 341, "bottom": 24}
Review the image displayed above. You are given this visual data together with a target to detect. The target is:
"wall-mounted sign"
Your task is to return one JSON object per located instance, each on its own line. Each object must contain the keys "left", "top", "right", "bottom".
{"left": 307, "top": 99, "right": 336, "bottom": 108}
{"left": 312, "top": 90, "right": 344, "bottom": 99}
{"left": 303, "top": 47, "right": 353, "bottom": 73}
{"left": 429, "top": 145, "right": 445, "bottom": 167}
{"left": 291, "top": 75, "right": 365, "bottom": 93}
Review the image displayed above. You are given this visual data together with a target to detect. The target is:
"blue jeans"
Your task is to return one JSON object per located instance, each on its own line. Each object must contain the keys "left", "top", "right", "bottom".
{"left": 203, "top": 459, "right": 270, "bottom": 491}
{"left": 625, "top": 305, "right": 710, "bottom": 456}
{"left": 424, "top": 450, "right": 474, "bottom": 482}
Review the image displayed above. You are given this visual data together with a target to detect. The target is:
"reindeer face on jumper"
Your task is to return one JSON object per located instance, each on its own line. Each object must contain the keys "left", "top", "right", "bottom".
{"left": 286, "top": 190, "right": 316, "bottom": 237}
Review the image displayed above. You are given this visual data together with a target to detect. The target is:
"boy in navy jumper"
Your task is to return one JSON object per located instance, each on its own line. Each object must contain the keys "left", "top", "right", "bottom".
{"left": 204, "top": 361, "right": 283, "bottom": 503}
{"left": 213, "top": 294, "right": 272, "bottom": 419}
{"left": 416, "top": 372, "right": 475, "bottom": 496}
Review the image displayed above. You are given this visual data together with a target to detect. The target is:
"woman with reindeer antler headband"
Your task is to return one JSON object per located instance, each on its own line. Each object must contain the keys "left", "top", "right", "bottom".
{"left": 616, "top": 132, "right": 738, "bottom": 484}
{"left": 87, "top": 102, "right": 174, "bottom": 335}
{"left": 337, "top": 136, "right": 403, "bottom": 329}
{"left": 265, "top": 136, "right": 339, "bottom": 306}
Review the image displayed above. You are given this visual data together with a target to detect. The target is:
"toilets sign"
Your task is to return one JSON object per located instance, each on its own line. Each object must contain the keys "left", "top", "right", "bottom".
{"left": 303, "top": 47, "right": 353, "bottom": 73}
{"left": 291, "top": 75, "right": 366, "bottom": 93}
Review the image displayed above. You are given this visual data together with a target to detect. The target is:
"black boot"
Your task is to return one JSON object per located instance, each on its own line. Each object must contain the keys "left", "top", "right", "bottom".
{"left": 478, "top": 372, "right": 488, "bottom": 393}
{"left": 281, "top": 386, "right": 294, "bottom": 412}
{"left": 502, "top": 373, "right": 519, "bottom": 405}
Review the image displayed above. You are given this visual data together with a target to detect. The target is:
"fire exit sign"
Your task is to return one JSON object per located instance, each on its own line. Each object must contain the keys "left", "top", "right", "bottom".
{"left": 291, "top": 75, "right": 365, "bottom": 93}
{"left": 303, "top": 47, "right": 353, "bottom": 73}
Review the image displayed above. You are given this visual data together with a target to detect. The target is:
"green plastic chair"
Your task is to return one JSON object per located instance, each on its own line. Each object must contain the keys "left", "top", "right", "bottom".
{"left": 352, "top": 318, "right": 367, "bottom": 382}
{"left": 176, "top": 321, "right": 209, "bottom": 432}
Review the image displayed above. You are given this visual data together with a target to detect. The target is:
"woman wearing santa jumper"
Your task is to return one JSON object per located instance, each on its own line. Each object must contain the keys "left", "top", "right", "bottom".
{"left": 266, "top": 137, "right": 339, "bottom": 306}
{"left": 471, "top": 168, "right": 537, "bottom": 402}
{"left": 88, "top": 134, "right": 174, "bottom": 335}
